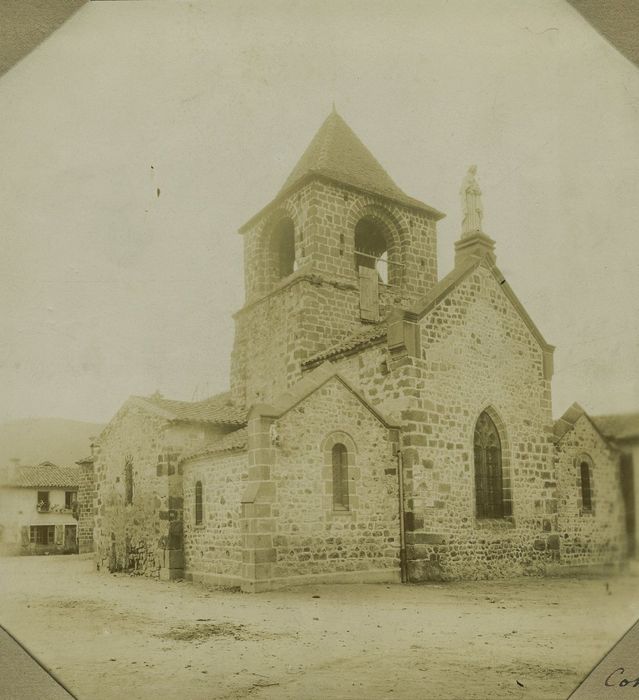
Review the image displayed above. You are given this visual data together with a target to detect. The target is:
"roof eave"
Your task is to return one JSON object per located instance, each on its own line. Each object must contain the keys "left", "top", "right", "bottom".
{"left": 302, "top": 332, "right": 388, "bottom": 369}
{"left": 250, "top": 366, "right": 400, "bottom": 430}
{"left": 238, "top": 173, "right": 445, "bottom": 234}
{"left": 10, "top": 483, "right": 79, "bottom": 489}
{"left": 168, "top": 417, "right": 247, "bottom": 427}
{"left": 412, "top": 256, "right": 554, "bottom": 354}
{"left": 554, "top": 402, "right": 616, "bottom": 449}
{"left": 180, "top": 444, "right": 247, "bottom": 465}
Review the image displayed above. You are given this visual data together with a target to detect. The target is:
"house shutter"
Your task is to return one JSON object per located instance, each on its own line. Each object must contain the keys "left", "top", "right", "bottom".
{"left": 20, "top": 526, "right": 30, "bottom": 545}
{"left": 359, "top": 266, "right": 379, "bottom": 322}
{"left": 54, "top": 524, "right": 64, "bottom": 545}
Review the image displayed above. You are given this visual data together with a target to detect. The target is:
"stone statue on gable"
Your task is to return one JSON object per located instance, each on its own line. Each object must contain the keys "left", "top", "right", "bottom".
{"left": 460, "top": 165, "right": 483, "bottom": 235}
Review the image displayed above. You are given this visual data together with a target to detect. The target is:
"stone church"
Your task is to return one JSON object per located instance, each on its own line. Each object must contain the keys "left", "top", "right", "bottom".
{"left": 79, "top": 110, "right": 633, "bottom": 592}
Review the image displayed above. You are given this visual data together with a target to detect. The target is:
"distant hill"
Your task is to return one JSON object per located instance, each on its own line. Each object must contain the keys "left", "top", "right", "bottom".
{"left": 0, "top": 418, "right": 104, "bottom": 467}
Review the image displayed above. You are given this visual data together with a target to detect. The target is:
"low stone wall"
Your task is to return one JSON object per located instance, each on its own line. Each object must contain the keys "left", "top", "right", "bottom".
{"left": 19, "top": 542, "right": 77, "bottom": 556}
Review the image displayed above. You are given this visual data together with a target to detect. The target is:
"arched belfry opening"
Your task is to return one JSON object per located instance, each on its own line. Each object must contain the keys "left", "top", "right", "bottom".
{"left": 269, "top": 217, "right": 295, "bottom": 282}
{"left": 354, "top": 216, "right": 398, "bottom": 287}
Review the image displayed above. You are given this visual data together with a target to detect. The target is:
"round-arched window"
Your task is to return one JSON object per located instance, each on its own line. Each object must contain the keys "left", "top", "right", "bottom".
{"left": 195, "top": 481, "right": 203, "bottom": 525}
{"left": 579, "top": 460, "right": 592, "bottom": 511}
{"left": 331, "top": 443, "right": 349, "bottom": 511}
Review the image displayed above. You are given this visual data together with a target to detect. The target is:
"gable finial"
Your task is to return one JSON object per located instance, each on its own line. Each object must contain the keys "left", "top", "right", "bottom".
{"left": 460, "top": 165, "right": 483, "bottom": 236}
{"left": 331, "top": 100, "right": 337, "bottom": 114}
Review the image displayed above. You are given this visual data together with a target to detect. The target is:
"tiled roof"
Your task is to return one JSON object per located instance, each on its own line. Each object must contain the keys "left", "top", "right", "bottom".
{"left": 3, "top": 463, "right": 80, "bottom": 488}
{"left": 553, "top": 402, "right": 586, "bottom": 443}
{"left": 240, "top": 111, "right": 444, "bottom": 232}
{"left": 303, "top": 323, "right": 388, "bottom": 366}
{"left": 553, "top": 402, "right": 611, "bottom": 445}
{"left": 181, "top": 427, "right": 248, "bottom": 463}
{"left": 278, "top": 111, "right": 443, "bottom": 217}
{"left": 135, "top": 391, "right": 246, "bottom": 426}
{"left": 591, "top": 413, "right": 639, "bottom": 441}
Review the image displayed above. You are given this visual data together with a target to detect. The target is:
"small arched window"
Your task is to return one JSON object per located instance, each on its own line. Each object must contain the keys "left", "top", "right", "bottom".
{"left": 474, "top": 412, "right": 508, "bottom": 519}
{"left": 270, "top": 217, "right": 295, "bottom": 280}
{"left": 580, "top": 461, "right": 592, "bottom": 511}
{"left": 195, "top": 481, "right": 203, "bottom": 525}
{"left": 332, "top": 443, "right": 349, "bottom": 510}
{"left": 124, "top": 457, "right": 133, "bottom": 505}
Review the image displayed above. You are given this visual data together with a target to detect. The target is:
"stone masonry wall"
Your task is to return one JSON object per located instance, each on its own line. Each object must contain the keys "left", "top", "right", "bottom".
{"left": 270, "top": 377, "right": 400, "bottom": 581}
{"left": 94, "top": 400, "right": 217, "bottom": 576}
{"left": 241, "top": 180, "right": 438, "bottom": 306}
{"left": 556, "top": 415, "right": 627, "bottom": 567}
{"left": 77, "top": 461, "right": 95, "bottom": 553}
{"left": 329, "top": 263, "right": 559, "bottom": 580}
{"left": 182, "top": 449, "right": 248, "bottom": 586}
{"left": 302, "top": 180, "right": 438, "bottom": 308}
{"left": 94, "top": 402, "right": 166, "bottom": 575}
{"left": 231, "top": 277, "right": 361, "bottom": 406}
{"left": 231, "top": 178, "right": 440, "bottom": 405}
{"left": 328, "top": 343, "right": 411, "bottom": 424}
{"left": 398, "top": 266, "right": 558, "bottom": 579}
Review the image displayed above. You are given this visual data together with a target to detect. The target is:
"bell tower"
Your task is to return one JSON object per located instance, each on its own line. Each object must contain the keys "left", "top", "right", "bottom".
{"left": 230, "top": 110, "right": 445, "bottom": 406}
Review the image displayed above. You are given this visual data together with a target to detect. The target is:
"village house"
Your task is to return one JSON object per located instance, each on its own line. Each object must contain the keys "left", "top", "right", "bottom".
{"left": 0, "top": 460, "right": 79, "bottom": 555}
{"left": 81, "top": 111, "right": 635, "bottom": 591}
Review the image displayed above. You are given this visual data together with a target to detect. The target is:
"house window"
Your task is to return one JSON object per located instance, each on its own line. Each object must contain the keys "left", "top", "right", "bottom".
{"left": 332, "top": 443, "right": 349, "bottom": 510}
{"left": 580, "top": 461, "right": 593, "bottom": 511}
{"left": 65, "top": 491, "right": 76, "bottom": 510}
{"left": 124, "top": 457, "right": 133, "bottom": 505}
{"left": 30, "top": 525, "right": 55, "bottom": 545}
{"left": 474, "top": 411, "right": 509, "bottom": 519}
{"left": 195, "top": 481, "right": 203, "bottom": 525}
{"left": 37, "top": 491, "right": 50, "bottom": 512}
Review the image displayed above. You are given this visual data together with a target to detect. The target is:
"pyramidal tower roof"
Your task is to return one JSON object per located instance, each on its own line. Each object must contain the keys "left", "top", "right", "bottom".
{"left": 281, "top": 110, "right": 398, "bottom": 196}
{"left": 240, "top": 110, "right": 443, "bottom": 231}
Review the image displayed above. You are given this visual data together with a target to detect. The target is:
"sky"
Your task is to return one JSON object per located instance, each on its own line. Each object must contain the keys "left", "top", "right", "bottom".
{"left": 0, "top": 0, "right": 638, "bottom": 424}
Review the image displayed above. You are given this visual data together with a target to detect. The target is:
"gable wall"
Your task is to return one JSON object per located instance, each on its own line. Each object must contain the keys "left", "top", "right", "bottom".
{"left": 400, "top": 265, "right": 557, "bottom": 579}
{"left": 556, "top": 416, "right": 627, "bottom": 567}
{"left": 269, "top": 377, "right": 400, "bottom": 581}
{"left": 330, "top": 265, "right": 559, "bottom": 579}
{"left": 93, "top": 402, "right": 218, "bottom": 576}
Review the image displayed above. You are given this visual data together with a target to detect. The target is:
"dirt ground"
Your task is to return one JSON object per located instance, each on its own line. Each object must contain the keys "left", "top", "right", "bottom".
{"left": 0, "top": 556, "right": 637, "bottom": 700}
